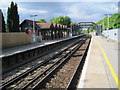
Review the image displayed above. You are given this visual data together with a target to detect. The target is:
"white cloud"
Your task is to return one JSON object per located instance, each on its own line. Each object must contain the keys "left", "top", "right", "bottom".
{"left": 0, "top": 0, "right": 47, "bottom": 14}
{"left": 0, "top": 0, "right": 10, "bottom": 7}
{"left": 1, "top": 1, "right": 119, "bottom": 23}
{"left": 0, "top": 0, "right": 11, "bottom": 12}
{"left": 18, "top": 7, "right": 47, "bottom": 14}
{"left": 93, "top": 3, "right": 118, "bottom": 13}
{"left": 29, "top": 0, "right": 116, "bottom": 2}
{"left": 0, "top": 0, "right": 119, "bottom": 2}
{"left": 65, "top": 4, "right": 100, "bottom": 21}
{"left": 66, "top": 5, "right": 84, "bottom": 18}
{"left": 65, "top": 2, "right": 118, "bottom": 22}
{"left": 112, "top": 4, "right": 119, "bottom": 11}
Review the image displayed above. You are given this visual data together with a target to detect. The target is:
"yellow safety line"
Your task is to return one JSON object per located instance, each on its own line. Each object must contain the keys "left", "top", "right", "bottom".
{"left": 97, "top": 40, "right": 120, "bottom": 89}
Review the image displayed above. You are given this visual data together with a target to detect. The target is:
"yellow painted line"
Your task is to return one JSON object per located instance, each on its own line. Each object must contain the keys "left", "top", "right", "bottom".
{"left": 97, "top": 40, "right": 120, "bottom": 89}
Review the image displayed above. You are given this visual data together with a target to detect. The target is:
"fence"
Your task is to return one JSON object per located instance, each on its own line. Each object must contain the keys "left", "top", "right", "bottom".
{"left": 102, "top": 29, "right": 120, "bottom": 42}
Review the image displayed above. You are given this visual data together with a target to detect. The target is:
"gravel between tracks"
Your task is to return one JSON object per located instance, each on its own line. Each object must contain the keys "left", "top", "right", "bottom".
{"left": 2, "top": 41, "right": 74, "bottom": 84}
{"left": 43, "top": 40, "right": 89, "bottom": 89}
{"left": 8, "top": 59, "right": 59, "bottom": 89}
{"left": 5, "top": 39, "right": 81, "bottom": 89}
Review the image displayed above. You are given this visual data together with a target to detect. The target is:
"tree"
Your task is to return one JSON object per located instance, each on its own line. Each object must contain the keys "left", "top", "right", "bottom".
{"left": 97, "top": 13, "right": 120, "bottom": 30}
{"left": 0, "top": 9, "right": 6, "bottom": 32}
{"left": 110, "top": 13, "right": 120, "bottom": 29}
{"left": 50, "top": 16, "right": 71, "bottom": 26}
{"left": 7, "top": 2, "right": 19, "bottom": 32}
{"left": 50, "top": 18, "right": 57, "bottom": 23}
{"left": 70, "top": 22, "right": 76, "bottom": 26}
{"left": 14, "top": 3, "right": 19, "bottom": 32}
{"left": 38, "top": 19, "right": 46, "bottom": 23}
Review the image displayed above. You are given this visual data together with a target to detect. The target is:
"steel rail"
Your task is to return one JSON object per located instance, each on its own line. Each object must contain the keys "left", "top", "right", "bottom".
{"left": 1, "top": 36, "right": 86, "bottom": 90}
{"left": 20, "top": 41, "right": 81, "bottom": 89}
{"left": 21, "top": 37, "right": 86, "bottom": 89}
{"left": 31, "top": 38, "right": 87, "bottom": 90}
{"left": 66, "top": 37, "right": 91, "bottom": 89}
{"left": 2, "top": 37, "right": 77, "bottom": 75}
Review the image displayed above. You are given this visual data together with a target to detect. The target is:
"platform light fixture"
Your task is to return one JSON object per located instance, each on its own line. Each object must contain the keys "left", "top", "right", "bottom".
{"left": 30, "top": 15, "right": 38, "bottom": 43}
{"left": 104, "top": 14, "right": 112, "bottom": 30}
{"left": 101, "top": 20, "right": 104, "bottom": 30}
{"left": 30, "top": 15, "right": 38, "bottom": 34}
{"left": 104, "top": 14, "right": 112, "bottom": 39}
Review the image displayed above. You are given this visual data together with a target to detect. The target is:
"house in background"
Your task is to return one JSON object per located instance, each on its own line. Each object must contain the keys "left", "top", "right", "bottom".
{"left": 19, "top": 19, "right": 40, "bottom": 36}
{"left": 19, "top": 19, "right": 69, "bottom": 40}
{"left": 36, "top": 22, "right": 55, "bottom": 40}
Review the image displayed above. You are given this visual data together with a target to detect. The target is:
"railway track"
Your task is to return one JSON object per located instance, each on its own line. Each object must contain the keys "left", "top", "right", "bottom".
{"left": 1, "top": 35, "right": 90, "bottom": 90}
{"left": 2, "top": 35, "right": 86, "bottom": 82}
{"left": 31, "top": 36, "right": 91, "bottom": 89}
{"left": 2, "top": 37, "right": 78, "bottom": 83}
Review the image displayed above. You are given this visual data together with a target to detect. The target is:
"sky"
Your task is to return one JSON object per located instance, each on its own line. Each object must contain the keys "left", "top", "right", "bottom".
{"left": 0, "top": 0, "right": 119, "bottom": 23}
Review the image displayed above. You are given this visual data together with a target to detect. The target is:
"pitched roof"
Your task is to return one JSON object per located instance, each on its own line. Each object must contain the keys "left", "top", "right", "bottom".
{"left": 20, "top": 19, "right": 39, "bottom": 27}
{"left": 36, "top": 22, "right": 53, "bottom": 29}
{"left": 20, "top": 19, "right": 68, "bottom": 29}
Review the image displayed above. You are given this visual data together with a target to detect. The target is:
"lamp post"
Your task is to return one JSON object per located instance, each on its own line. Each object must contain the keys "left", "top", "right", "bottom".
{"left": 104, "top": 14, "right": 112, "bottom": 30}
{"left": 70, "top": 25, "right": 73, "bottom": 37}
{"left": 30, "top": 15, "right": 38, "bottom": 43}
{"left": 102, "top": 20, "right": 104, "bottom": 30}
{"left": 104, "top": 14, "right": 112, "bottom": 39}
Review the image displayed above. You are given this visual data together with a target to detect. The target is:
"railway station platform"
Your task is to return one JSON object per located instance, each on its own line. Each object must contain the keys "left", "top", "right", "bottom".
{"left": 78, "top": 35, "right": 119, "bottom": 89}
{"left": 0, "top": 35, "right": 81, "bottom": 58}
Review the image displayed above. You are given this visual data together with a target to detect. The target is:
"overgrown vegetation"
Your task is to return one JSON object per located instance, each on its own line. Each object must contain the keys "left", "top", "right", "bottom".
{"left": 97, "top": 13, "right": 120, "bottom": 30}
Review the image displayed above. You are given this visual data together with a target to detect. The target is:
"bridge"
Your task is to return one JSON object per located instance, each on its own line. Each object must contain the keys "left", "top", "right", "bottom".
{"left": 76, "top": 21, "right": 102, "bottom": 35}
{"left": 77, "top": 21, "right": 98, "bottom": 26}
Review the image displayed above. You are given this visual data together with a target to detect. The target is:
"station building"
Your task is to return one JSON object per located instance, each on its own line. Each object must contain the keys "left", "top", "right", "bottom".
{"left": 19, "top": 19, "right": 69, "bottom": 40}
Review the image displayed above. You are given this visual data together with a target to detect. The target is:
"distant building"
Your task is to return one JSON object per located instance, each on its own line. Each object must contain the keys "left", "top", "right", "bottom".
{"left": 19, "top": 19, "right": 69, "bottom": 40}
{"left": 19, "top": 19, "right": 40, "bottom": 36}
{"left": 36, "top": 22, "right": 54, "bottom": 40}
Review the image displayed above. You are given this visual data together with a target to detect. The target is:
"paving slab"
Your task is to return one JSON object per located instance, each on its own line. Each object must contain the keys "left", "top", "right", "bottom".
{"left": 78, "top": 35, "right": 111, "bottom": 88}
